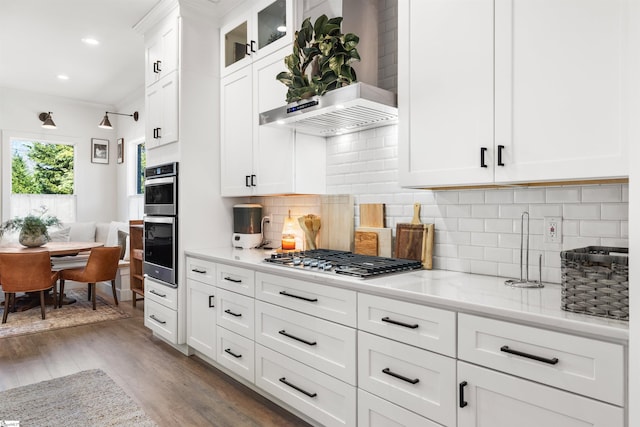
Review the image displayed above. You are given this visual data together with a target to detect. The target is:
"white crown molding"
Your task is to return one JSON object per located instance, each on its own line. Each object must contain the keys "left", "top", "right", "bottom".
{"left": 133, "top": 0, "right": 180, "bottom": 34}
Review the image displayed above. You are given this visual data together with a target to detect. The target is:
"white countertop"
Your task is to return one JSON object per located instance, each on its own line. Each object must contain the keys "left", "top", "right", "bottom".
{"left": 185, "top": 247, "right": 629, "bottom": 344}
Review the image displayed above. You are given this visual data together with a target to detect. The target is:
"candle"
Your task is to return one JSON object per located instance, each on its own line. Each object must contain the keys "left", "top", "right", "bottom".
{"left": 281, "top": 237, "right": 295, "bottom": 250}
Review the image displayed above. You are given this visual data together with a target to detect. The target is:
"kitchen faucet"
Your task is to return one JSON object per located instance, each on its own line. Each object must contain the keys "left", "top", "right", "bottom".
{"left": 505, "top": 211, "right": 544, "bottom": 288}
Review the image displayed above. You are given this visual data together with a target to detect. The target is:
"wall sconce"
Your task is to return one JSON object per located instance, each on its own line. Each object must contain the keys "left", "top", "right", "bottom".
{"left": 38, "top": 112, "right": 57, "bottom": 129}
{"left": 98, "top": 111, "right": 139, "bottom": 129}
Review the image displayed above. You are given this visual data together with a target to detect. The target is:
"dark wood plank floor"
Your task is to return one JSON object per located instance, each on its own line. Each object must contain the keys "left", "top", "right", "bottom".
{"left": 0, "top": 294, "right": 312, "bottom": 427}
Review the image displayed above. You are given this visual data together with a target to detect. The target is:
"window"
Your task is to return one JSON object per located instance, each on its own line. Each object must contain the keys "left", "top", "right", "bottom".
{"left": 127, "top": 139, "right": 145, "bottom": 219}
{"left": 10, "top": 139, "right": 76, "bottom": 222}
{"left": 136, "top": 142, "right": 146, "bottom": 194}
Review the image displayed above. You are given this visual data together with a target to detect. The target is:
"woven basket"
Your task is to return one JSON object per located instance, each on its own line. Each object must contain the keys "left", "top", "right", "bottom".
{"left": 560, "top": 246, "right": 629, "bottom": 320}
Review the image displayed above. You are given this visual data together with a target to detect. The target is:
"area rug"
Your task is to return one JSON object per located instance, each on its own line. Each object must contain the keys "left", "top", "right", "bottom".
{"left": 0, "top": 369, "right": 157, "bottom": 426}
{"left": 0, "top": 289, "right": 131, "bottom": 339}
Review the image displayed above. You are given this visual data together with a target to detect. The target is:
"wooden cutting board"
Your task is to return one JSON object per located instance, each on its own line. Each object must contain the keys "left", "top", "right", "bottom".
{"left": 395, "top": 203, "right": 434, "bottom": 269}
{"left": 354, "top": 231, "right": 378, "bottom": 256}
{"left": 318, "top": 195, "right": 354, "bottom": 251}
{"left": 356, "top": 226, "right": 392, "bottom": 257}
{"left": 360, "top": 204, "right": 385, "bottom": 228}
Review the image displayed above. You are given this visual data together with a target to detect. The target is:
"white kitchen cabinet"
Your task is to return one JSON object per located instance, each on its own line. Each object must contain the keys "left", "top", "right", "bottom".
{"left": 399, "top": 0, "right": 629, "bottom": 188}
{"left": 220, "top": 0, "right": 296, "bottom": 77}
{"left": 216, "top": 325, "right": 255, "bottom": 383}
{"left": 145, "top": 13, "right": 179, "bottom": 87}
{"left": 457, "top": 361, "right": 624, "bottom": 427}
{"left": 186, "top": 277, "right": 217, "bottom": 360}
{"left": 216, "top": 288, "right": 255, "bottom": 340}
{"left": 145, "top": 72, "right": 179, "bottom": 148}
{"left": 358, "top": 389, "right": 442, "bottom": 427}
{"left": 220, "top": 46, "right": 326, "bottom": 196}
{"left": 145, "top": 276, "right": 179, "bottom": 344}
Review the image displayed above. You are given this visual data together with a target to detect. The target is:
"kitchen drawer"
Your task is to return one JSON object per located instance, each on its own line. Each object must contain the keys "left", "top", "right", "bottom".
{"left": 186, "top": 256, "right": 216, "bottom": 285}
{"left": 358, "top": 293, "right": 456, "bottom": 357}
{"left": 358, "top": 389, "right": 441, "bottom": 427}
{"left": 458, "top": 313, "right": 624, "bottom": 406}
{"left": 457, "top": 361, "right": 624, "bottom": 427}
{"left": 255, "top": 301, "right": 357, "bottom": 385}
{"left": 144, "top": 299, "right": 178, "bottom": 344}
{"left": 256, "top": 272, "right": 357, "bottom": 327}
{"left": 216, "top": 288, "right": 255, "bottom": 340}
{"left": 216, "top": 326, "right": 255, "bottom": 383}
{"left": 145, "top": 276, "right": 178, "bottom": 310}
{"left": 216, "top": 263, "right": 255, "bottom": 297}
{"left": 255, "top": 344, "right": 356, "bottom": 427}
{"left": 358, "top": 331, "right": 456, "bottom": 427}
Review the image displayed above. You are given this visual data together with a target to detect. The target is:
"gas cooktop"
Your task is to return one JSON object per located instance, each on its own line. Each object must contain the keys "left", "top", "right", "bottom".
{"left": 264, "top": 249, "right": 423, "bottom": 279}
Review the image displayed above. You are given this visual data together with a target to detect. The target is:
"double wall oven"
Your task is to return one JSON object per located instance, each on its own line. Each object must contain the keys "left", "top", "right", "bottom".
{"left": 143, "top": 162, "right": 178, "bottom": 287}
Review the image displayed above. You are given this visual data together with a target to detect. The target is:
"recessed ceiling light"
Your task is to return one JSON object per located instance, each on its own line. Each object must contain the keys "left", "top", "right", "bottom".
{"left": 81, "top": 37, "right": 100, "bottom": 46}
{"left": 57, "top": 74, "right": 69, "bottom": 80}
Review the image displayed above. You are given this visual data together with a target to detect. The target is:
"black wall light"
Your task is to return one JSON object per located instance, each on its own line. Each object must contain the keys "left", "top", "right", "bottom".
{"left": 98, "top": 111, "right": 139, "bottom": 129}
{"left": 39, "top": 112, "right": 57, "bottom": 129}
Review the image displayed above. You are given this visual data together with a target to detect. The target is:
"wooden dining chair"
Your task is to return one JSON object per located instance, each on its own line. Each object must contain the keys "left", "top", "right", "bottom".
{"left": 0, "top": 251, "right": 59, "bottom": 324}
{"left": 58, "top": 247, "right": 121, "bottom": 310}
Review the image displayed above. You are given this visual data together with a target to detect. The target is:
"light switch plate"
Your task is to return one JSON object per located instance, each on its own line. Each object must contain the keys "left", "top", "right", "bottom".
{"left": 544, "top": 217, "right": 562, "bottom": 243}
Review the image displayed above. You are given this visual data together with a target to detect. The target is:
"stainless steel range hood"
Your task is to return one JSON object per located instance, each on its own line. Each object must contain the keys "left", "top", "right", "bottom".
{"left": 259, "top": 82, "right": 398, "bottom": 137}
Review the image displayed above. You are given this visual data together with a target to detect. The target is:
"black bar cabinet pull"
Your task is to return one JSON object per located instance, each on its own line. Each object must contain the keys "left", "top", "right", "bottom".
{"left": 251, "top": 174, "right": 256, "bottom": 187}
{"left": 225, "top": 309, "right": 242, "bottom": 317}
{"left": 191, "top": 268, "right": 206, "bottom": 274}
{"left": 208, "top": 295, "right": 215, "bottom": 308}
{"left": 500, "top": 345, "right": 559, "bottom": 365}
{"left": 153, "top": 61, "right": 158, "bottom": 73}
{"left": 224, "top": 348, "right": 242, "bottom": 358}
{"left": 150, "top": 289, "right": 166, "bottom": 298}
{"left": 156, "top": 60, "right": 162, "bottom": 72}
{"left": 250, "top": 40, "right": 256, "bottom": 53}
{"left": 382, "top": 368, "right": 419, "bottom": 384}
{"left": 381, "top": 316, "right": 419, "bottom": 329}
{"left": 480, "top": 147, "right": 488, "bottom": 168}
{"left": 152, "top": 128, "right": 157, "bottom": 139}
{"left": 497, "top": 145, "right": 505, "bottom": 166}
{"left": 245, "top": 175, "right": 251, "bottom": 187}
{"left": 459, "top": 381, "right": 468, "bottom": 408}
{"left": 279, "top": 330, "right": 317, "bottom": 346}
{"left": 224, "top": 276, "right": 242, "bottom": 283}
{"left": 279, "top": 377, "right": 317, "bottom": 398}
{"left": 156, "top": 127, "right": 161, "bottom": 139}
{"left": 149, "top": 315, "right": 166, "bottom": 325}
{"left": 245, "top": 43, "right": 250, "bottom": 56}
{"left": 279, "top": 291, "right": 318, "bottom": 302}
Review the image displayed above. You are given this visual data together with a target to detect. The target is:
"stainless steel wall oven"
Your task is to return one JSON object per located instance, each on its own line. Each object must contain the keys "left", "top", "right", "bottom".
{"left": 143, "top": 162, "right": 178, "bottom": 287}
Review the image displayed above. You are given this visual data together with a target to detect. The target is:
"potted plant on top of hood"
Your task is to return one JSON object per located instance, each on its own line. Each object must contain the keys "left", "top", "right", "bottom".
{"left": 0, "top": 206, "right": 62, "bottom": 248}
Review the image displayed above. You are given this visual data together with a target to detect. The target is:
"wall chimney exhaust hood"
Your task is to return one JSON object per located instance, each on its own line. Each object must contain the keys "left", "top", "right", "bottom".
{"left": 259, "top": 82, "right": 398, "bottom": 137}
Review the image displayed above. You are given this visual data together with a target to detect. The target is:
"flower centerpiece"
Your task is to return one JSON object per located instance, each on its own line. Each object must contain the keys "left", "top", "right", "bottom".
{"left": 0, "top": 206, "right": 62, "bottom": 248}
{"left": 276, "top": 14, "right": 360, "bottom": 103}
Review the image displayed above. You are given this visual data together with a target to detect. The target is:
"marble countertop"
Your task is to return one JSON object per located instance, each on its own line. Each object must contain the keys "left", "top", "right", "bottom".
{"left": 185, "top": 247, "right": 629, "bottom": 344}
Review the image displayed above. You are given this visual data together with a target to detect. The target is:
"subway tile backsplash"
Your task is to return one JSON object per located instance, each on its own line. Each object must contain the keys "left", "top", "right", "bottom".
{"left": 254, "top": 124, "right": 628, "bottom": 285}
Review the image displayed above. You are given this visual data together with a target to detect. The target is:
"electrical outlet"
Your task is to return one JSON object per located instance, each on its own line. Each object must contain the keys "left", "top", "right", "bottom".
{"left": 544, "top": 216, "right": 562, "bottom": 243}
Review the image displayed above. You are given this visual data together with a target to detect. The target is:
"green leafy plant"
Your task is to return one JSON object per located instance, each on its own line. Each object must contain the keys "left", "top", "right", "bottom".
{"left": 0, "top": 206, "right": 61, "bottom": 241}
{"left": 276, "top": 15, "right": 360, "bottom": 103}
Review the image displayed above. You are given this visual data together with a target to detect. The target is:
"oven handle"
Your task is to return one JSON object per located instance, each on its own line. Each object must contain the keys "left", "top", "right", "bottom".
{"left": 144, "top": 176, "right": 176, "bottom": 187}
{"left": 144, "top": 216, "right": 175, "bottom": 225}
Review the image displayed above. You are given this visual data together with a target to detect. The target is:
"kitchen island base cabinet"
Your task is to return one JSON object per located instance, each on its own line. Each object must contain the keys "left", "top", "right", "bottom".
{"left": 457, "top": 361, "right": 624, "bottom": 427}
{"left": 216, "top": 326, "right": 255, "bottom": 383}
{"left": 255, "top": 344, "right": 356, "bottom": 427}
{"left": 358, "top": 389, "right": 442, "bottom": 427}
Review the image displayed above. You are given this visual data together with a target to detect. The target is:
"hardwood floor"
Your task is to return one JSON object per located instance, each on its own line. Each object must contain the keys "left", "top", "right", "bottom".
{"left": 0, "top": 294, "right": 311, "bottom": 427}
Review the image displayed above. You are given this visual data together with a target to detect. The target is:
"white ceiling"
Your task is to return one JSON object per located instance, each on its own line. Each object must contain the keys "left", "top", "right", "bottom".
{"left": 0, "top": 0, "right": 240, "bottom": 107}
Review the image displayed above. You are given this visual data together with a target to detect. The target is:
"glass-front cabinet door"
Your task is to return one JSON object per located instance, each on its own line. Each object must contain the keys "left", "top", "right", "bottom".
{"left": 220, "top": 0, "right": 295, "bottom": 77}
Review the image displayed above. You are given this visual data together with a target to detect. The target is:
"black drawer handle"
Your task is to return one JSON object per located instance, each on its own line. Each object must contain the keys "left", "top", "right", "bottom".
{"left": 459, "top": 381, "right": 468, "bottom": 408}
{"left": 279, "top": 377, "right": 317, "bottom": 398}
{"left": 250, "top": 40, "right": 256, "bottom": 53}
{"left": 191, "top": 268, "right": 206, "bottom": 274}
{"left": 497, "top": 144, "right": 505, "bottom": 166}
{"left": 224, "top": 309, "right": 242, "bottom": 317}
{"left": 245, "top": 175, "right": 251, "bottom": 187}
{"left": 224, "top": 348, "right": 242, "bottom": 358}
{"left": 149, "top": 315, "right": 166, "bottom": 325}
{"left": 251, "top": 174, "right": 256, "bottom": 187}
{"left": 279, "top": 330, "right": 317, "bottom": 346}
{"left": 500, "top": 345, "right": 559, "bottom": 365}
{"left": 208, "top": 295, "right": 215, "bottom": 308}
{"left": 245, "top": 43, "right": 250, "bottom": 56}
{"left": 382, "top": 368, "right": 419, "bottom": 384}
{"left": 224, "top": 276, "right": 242, "bottom": 283}
{"left": 279, "top": 291, "right": 318, "bottom": 302}
{"left": 149, "top": 289, "right": 166, "bottom": 298}
{"left": 381, "top": 316, "right": 419, "bottom": 329}
{"left": 156, "top": 60, "right": 162, "bottom": 72}
{"left": 480, "top": 147, "right": 488, "bottom": 168}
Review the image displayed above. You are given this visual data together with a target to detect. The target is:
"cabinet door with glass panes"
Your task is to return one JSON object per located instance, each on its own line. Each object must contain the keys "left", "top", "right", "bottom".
{"left": 220, "top": 0, "right": 296, "bottom": 77}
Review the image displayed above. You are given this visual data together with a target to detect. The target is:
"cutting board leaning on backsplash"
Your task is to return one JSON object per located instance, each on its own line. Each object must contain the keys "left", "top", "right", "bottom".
{"left": 318, "top": 195, "right": 354, "bottom": 252}
{"left": 395, "top": 203, "right": 434, "bottom": 269}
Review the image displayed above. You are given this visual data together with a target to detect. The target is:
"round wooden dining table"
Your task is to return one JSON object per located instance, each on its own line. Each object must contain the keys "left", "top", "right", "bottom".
{"left": 0, "top": 241, "right": 105, "bottom": 310}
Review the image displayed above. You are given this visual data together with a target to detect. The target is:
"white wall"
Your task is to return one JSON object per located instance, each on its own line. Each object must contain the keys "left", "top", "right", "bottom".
{"left": 0, "top": 87, "right": 119, "bottom": 222}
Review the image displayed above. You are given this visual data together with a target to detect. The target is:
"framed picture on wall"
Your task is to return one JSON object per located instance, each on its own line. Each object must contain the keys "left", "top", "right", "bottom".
{"left": 91, "top": 138, "right": 109, "bottom": 164}
{"left": 117, "top": 138, "right": 124, "bottom": 164}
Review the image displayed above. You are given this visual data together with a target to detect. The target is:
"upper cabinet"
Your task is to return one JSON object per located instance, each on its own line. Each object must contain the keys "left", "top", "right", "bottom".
{"left": 220, "top": 0, "right": 295, "bottom": 77}
{"left": 145, "top": 17, "right": 179, "bottom": 88}
{"left": 398, "top": 0, "right": 629, "bottom": 188}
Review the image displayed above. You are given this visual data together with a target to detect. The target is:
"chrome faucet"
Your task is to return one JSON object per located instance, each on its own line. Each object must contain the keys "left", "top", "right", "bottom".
{"left": 505, "top": 211, "right": 544, "bottom": 288}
